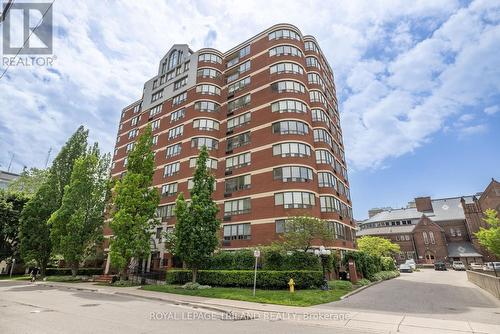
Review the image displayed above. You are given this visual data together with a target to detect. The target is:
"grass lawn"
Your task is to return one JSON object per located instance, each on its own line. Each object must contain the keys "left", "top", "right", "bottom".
{"left": 142, "top": 284, "right": 352, "bottom": 307}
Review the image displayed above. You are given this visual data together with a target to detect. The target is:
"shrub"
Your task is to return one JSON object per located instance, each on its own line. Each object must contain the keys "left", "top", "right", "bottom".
{"left": 356, "top": 278, "right": 371, "bottom": 286}
{"left": 343, "top": 251, "right": 382, "bottom": 280}
{"left": 262, "top": 249, "right": 321, "bottom": 271}
{"left": 44, "top": 275, "right": 88, "bottom": 282}
{"left": 203, "top": 250, "right": 255, "bottom": 270}
{"left": 381, "top": 257, "right": 396, "bottom": 271}
{"left": 166, "top": 270, "right": 323, "bottom": 289}
{"left": 180, "top": 282, "right": 211, "bottom": 290}
{"left": 369, "top": 270, "right": 400, "bottom": 282}
{"left": 328, "top": 280, "right": 352, "bottom": 290}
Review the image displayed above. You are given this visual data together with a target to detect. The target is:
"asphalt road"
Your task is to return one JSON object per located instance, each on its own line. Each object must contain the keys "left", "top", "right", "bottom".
{"left": 321, "top": 268, "right": 500, "bottom": 324}
{"left": 0, "top": 280, "right": 367, "bottom": 334}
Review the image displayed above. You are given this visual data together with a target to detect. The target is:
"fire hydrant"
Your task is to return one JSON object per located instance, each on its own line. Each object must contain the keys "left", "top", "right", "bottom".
{"left": 288, "top": 278, "right": 295, "bottom": 293}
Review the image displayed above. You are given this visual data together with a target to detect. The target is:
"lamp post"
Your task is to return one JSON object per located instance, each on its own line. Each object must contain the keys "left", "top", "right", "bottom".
{"left": 253, "top": 249, "right": 260, "bottom": 296}
{"left": 314, "top": 246, "right": 331, "bottom": 291}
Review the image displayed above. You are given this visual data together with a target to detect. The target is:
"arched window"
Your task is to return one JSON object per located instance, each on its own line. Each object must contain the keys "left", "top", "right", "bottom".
{"left": 422, "top": 232, "right": 429, "bottom": 244}
{"left": 429, "top": 231, "right": 435, "bottom": 244}
{"left": 168, "top": 50, "right": 182, "bottom": 70}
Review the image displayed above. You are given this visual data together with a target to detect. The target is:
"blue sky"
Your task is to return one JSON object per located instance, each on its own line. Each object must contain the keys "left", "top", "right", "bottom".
{"left": 0, "top": 0, "right": 499, "bottom": 219}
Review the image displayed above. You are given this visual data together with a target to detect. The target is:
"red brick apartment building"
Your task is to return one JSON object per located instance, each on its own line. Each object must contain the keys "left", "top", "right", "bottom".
{"left": 357, "top": 179, "right": 500, "bottom": 265}
{"left": 104, "top": 24, "right": 356, "bottom": 272}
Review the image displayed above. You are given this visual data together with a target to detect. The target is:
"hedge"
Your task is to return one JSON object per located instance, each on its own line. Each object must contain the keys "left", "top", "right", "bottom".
{"left": 370, "top": 270, "right": 400, "bottom": 282}
{"left": 166, "top": 270, "right": 323, "bottom": 289}
{"left": 45, "top": 268, "right": 103, "bottom": 276}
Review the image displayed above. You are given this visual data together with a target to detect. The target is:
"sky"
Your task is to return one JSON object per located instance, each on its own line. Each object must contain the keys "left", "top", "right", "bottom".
{"left": 0, "top": 0, "right": 499, "bottom": 219}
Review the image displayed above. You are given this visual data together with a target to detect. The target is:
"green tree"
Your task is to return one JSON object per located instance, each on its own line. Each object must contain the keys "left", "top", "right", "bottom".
{"left": 109, "top": 126, "right": 159, "bottom": 280}
{"left": 8, "top": 168, "right": 48, "bottom": 195}
{"left": 49, "top": 145, "right": 111, "bottom": 276}
{"left": 0, "top": 191, "right": 30, "bottom": 262}
{"left": 174, "top": 146, "right": 220, "bottom": 283}
{"left": 278, "top": 215, "right": 334, "bottom": 252}
{"left": 476, "top": 209, "right": 500, "bottom": 258}
{"left": 357, "top": 236, "right": 400, "bottom": 257}
{"left": 19, "top": 126, "right": 89, "bottom": 277}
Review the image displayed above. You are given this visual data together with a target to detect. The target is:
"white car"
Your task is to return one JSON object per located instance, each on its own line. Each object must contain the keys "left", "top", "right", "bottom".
{"left": 405, "top": 259, "right": 416, "bottom": 271}
{"left": 399, "top": 263, "right": 413, "bottom": 273}
{"left": 482, "top": 262, "right": 500, "bottom": 271}
{"left": 452, "top": 261, "right": 466, "bottom": 271}
{"left": 469, "top": 262, "right": 482, "bottom": 270}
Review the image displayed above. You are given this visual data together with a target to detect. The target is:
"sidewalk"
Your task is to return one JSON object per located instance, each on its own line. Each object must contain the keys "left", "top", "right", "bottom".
{"left": 36, "top": 281, "right": 500, "bottom": 334}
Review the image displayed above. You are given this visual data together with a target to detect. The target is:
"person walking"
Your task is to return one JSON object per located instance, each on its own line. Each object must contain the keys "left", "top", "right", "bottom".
{"left": 30, "top": 267, "right": 39, "bottom": 283}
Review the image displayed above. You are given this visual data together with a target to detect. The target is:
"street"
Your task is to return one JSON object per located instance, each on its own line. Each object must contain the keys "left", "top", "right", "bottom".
{"left": 0, "top": 280, "right": 365, "bottom": 334}
{"left": 322, "top": 268, "right": 500, "bottom": 324}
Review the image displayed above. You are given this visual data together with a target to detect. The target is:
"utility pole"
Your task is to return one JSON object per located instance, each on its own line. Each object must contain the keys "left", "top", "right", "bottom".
{"left": 7, "top": 152, "right": 14, "bottom": 172}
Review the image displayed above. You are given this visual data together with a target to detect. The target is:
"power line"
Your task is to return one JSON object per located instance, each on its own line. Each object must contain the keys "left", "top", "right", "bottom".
{"left": 0, "top": 0, "right": 56, "bottom": 80}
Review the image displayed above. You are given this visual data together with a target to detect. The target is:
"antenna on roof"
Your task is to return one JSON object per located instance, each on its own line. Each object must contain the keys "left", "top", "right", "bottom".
{"left": 45, "top": 147, "right": 52, "bottom": 168}
{"left": 7, "top": 152, "right": 14, "bottom": 172}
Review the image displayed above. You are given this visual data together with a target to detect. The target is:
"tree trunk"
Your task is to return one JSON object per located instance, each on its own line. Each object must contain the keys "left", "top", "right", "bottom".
{"left": 39, "top": 263, "right": 46, "bottom": 278}
{"left": 71, "top": 263, "right": 78, "bottom": 277}
{"left": 119, "top": 267, "right": 127, "bottom": 281}
{"left": 192, "top": 267, "right": 198, "bottom": 283}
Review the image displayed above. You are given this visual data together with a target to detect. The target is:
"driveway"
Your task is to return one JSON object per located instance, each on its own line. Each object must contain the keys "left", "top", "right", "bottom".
{"left": 320, "top": 269, "right": 500, "bottom": 324}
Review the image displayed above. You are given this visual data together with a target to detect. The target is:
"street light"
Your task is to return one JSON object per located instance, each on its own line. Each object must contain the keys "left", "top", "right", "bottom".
{"left": 314, "top": 246, "right": 331, "bottom": 291}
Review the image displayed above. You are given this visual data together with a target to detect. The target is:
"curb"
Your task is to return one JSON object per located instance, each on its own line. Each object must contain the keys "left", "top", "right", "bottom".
{"left": 340, "top": 280, "right": 383, "bottom": 300}
{"left": 36, "top": 282, "right": 99, "bottom": 293}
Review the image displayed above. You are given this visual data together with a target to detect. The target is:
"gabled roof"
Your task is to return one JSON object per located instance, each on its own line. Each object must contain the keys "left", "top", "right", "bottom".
{"left": 356, "top": 225, "right": 416, "bottom": 236}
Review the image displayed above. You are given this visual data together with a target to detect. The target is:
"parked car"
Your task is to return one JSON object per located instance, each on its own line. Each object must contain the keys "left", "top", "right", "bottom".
{"left": 482, "top": 262, "right": 500, "bottom": 271}
{"left": 452, "top": 261, "right": 466, "bottom": 271}
{"left": 405, "top": 259, "right": 416, "bottom": 270}
{"left": 434, "top": 262, "right": 447, "bottom": 271}
{"left": 399, "top": 263, "right": 413, "bottom": 273}
{"left": 469, "top": 262, "right": 482, "bottom": 270}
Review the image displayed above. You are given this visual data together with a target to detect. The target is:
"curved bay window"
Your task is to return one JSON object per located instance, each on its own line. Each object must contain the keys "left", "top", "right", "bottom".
{"left": 272, "top": 120, "right": 309, "bottom": 135}
{"left": 273, "top": 166, "right": 313, "bottom": 182}
{"left": 275, "top": 191, "right": 316, "bottom": 209}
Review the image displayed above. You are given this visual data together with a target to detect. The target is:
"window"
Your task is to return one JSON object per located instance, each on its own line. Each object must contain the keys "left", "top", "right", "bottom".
{"left": 268, "top": 29, "right": 301, "bottom": 41}
{"left": 272, "top": 142, "right": 311, "bottom": 157}
{"left": 161, "top": 183, "right": 178, "bottom": 196}
{"left": 227, "top": 132, "right": 251, "bottom": 150}
{"left": 423, "top": 232, "right": 429, "bottom": 245}
{"left": 227, "top": 94, "right": 251, "bottom": 112}
{"left": 170, "top": 108, "right": 186, "bottom": 122}
{"left": 197, "top": 68, "right": 220, "bottom": 78}
{"left": 270, "top": 62, "right": 304, "bottom": 75}
{"left": 152, "top": 135, "right": 158, "bottom": 145}
{"left": 126, "top": 143, "right": 134, "bottom": 152}
{"left": 223, "top": 223, "right": 251, "bottom": 240}
{"left": 184, "top": 61, "right": 190, "bottom": 71}
{"left": 193, "top": 118, "right": 219, "bottom": 131}
{"left": 304, "top": 41, "right": 319, "bottom": 52}
{"left": 149, "top": 104, "right": 162, "bottom": 118}
{"left": 167, "top": 49, "right": 182, "bottom": 70}
{"left": 196, "top": 84, "right": 220, "bottom": 95}
{"left": 271, "top": 80, "right": 305, "bottom": 94}
{"left": 128, "top": 129, "right": 138, "bottom": 139}
{"left": 224, "top": 198, "right": 251, "bottom": 216}
{"left": 189, "top": 157, "right": 217, "bottom": 169}
{"left": 456, "top": 229, "right": 462, "bottom": 237}
{"left": 225, "top": 174, "right": 251, "bottom": 193}
{"left": 228, "top": 77, "right": 251, "bottom": 94}
{"left": 168, "top": 125, "right": 183, "bottom": 139}
{"left": 156, "top": 227, "right": 163, "bottom": 240}
{"left": 305, "top": 56, "right": 320, "bottom": 68}
{"left": 308, "top": 73, "right": 323, "bottom": 86}
{"left": 275, "top": 219, "right": 290, "bottom": 233}
{"left": 151, "top": 90, "right": 163, "bottom": 102}
{"left": 131, "top": 116, "right": 140, "bottom": 126}
{"left": 173, "top": 77, "right": 187, "bottom": 90}
{"left": 328, "top": 221, "right": 346, "bottom": 239}
{"left": 275, "top": 191, "right": 315, "bottom": 208}
{"left": 318, "top": 172, "right": 337, "bottom": 189}
{"left": 198, "top": 53, "right": 222, "bottom": 64}
{"left": 269, "top": 45, "right": 302, "bottom": 57}
{"left": 313, "top": 129, "right": 333, "bottom": 147}
{"left": 429, "top": 231, "right": 435, "bottom": 244}
{"left": 194, "top": 101, "right": 220, "bottom": 113}
{"left": 273, "top": 166, "right": 313, "bottom": 182}
{"left": 239, "top": 45, "right": 251, "bottom": 58}
{"left": 271, "top": 100, "right": 307, "bottom": 113}
{"left": 187, "top": 178, "right": 216, "bottom": 190}
{"left": 172, "top": 92, "right": 187, "bottom": 106}
{"left": 272, "top": 120, "right": 309, "bottom": 135}
{"left": 310, "top": 90, "right": 327, "bottom": 106}
{"left": 315, "top": 149, "right": 334, "bottom": 165}
{"left": 166, "top": 143, "right": 182, "bottom": 158}
{"left": 164, "top": 162, "right": 180, "bottom": 177}
{"left": 157, "top": 204, "right": 175, "bottom": 219}
{"left": 123, "top": 157, "right": 128, "bottom": 167}
{"left": 320, "top": 196, "right": 340, "bottom": 213}
{"left": 191, "top": 137, "right": 219, "bottom": 150}
{"left": 166, "top": 70, "right": 175, "bottom": 81}
{"left": 151, "top": 119, "right": 160, "bottom": 130}
{"left": 227, "top": 112, "right": 251, "bottom": 131}
{"left": 133, "top": 103, "right": 142, "bottom": 113}
{"left": 225, "top": 152, "right": 251, "bottom": 171}
{"left": 450, "top": 228, "right": 456, "bottom": 236}
{"left": 312, "top": 109, "right": 329, "bottom": 123}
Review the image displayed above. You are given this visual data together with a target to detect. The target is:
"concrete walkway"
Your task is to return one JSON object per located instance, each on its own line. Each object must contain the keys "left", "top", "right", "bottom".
{"left": 35, "top": 280, "right": 500, "bottom": 334}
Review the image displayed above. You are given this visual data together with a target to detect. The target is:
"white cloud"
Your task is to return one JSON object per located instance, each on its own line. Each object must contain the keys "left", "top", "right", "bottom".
{"left": 0, "top": 0, "right": 498, "bottom": 172}
{"left": 484, "top": 105, "right": 499, "bottom": 115}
